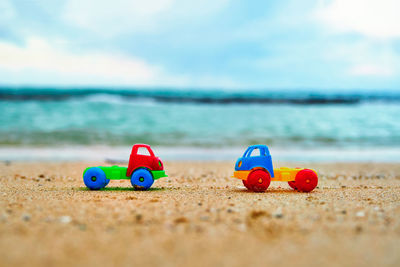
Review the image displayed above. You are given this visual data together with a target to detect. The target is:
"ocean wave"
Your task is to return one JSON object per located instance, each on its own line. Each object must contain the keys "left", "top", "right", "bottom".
{"left": 80, "top": 94, "right": 158, "bottom": 106}
{"left": 1, "top": 87, "right": 400, "bottom": 104}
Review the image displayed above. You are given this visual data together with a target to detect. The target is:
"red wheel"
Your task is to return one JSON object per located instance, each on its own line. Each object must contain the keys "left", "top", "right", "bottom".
{"left": 246, "top": 169, "right": 271, "bottom": 192}
{"left": 288, "top": 181, "right": 297, "bottom": 190}
{"left": 242, "top": 179, "right": 251, "bottom": 190}
{"left": 294, "top": 169, "right": 318, "bottom": 192}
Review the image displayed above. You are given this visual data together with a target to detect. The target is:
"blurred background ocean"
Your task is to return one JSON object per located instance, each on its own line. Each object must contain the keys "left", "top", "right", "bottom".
{"left": 1, "top": 1, "right": 400, "bottom": 161}
{"left": 1, "top": 87, "right": 399, "bottom": 161}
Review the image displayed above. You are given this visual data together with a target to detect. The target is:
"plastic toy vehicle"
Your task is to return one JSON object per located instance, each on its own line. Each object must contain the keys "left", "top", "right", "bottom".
{"left": 233, "top": 145, "right": 318, "bottom": 192}
{"left": 83, "top": 144, "right": 167, "bottom": 190}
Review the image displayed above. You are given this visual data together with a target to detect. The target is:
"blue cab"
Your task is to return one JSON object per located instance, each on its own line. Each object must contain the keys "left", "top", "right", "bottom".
{"left": 234, "top": 145, "right": 275, "bottom": 177}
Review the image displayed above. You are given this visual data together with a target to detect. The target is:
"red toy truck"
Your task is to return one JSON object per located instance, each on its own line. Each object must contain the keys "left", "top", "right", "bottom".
{"left": 83, "top": 144, "right": 167, "bottom": 190}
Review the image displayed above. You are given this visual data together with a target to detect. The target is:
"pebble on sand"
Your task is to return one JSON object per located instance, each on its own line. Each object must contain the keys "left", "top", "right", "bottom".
{"left": 59, "top": 216, "right": 72, "bottom": 224}
{"left": 22, "top": 213, "right": 31, "bottom": 221}
{"left": 272, "top": 208, "right": 284, "bottom": 219}
{"left": 356, "top": 211, "right": 365, "bottom": 218}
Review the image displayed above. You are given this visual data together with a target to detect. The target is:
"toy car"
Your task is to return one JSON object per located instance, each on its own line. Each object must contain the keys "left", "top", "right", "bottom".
{"left": 83, "top": 144, "right": 167, "bottom": 190}
{"left": 233, "top": 145, "right": 318, "bottom": 192}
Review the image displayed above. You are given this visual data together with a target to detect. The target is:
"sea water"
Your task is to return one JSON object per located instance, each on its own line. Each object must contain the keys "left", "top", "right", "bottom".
{"left": 1, "top": 88, "right": 399, "bottom": 161}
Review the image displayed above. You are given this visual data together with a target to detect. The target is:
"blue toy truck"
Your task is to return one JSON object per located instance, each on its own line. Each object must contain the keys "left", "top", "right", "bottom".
{"left": 233, "top": 145, "right": 318, "bottom": 192}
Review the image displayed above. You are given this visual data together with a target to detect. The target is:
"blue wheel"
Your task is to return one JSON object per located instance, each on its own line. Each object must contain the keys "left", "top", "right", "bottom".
{"left": 130, "top": 169, "right": 154, "bottom": 190}
{"left": 83, "top": 167, "right": 107, "bottom": 190}
{"left": 103, "top": 178, "right": 110, "bottom": 187}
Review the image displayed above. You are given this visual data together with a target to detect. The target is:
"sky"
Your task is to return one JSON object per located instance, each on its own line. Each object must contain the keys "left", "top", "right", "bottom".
{"left": 0, "top": 0, "right": 400, "bottom": 90}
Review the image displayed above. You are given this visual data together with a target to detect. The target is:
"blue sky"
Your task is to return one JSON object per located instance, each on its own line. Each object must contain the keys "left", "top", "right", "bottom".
{"left": 0, "top": 0, "right": 400, "bottom": 90}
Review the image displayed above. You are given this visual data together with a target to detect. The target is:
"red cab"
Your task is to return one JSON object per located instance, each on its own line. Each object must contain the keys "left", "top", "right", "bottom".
{"left": 126, "top": 144, "right": 164, "bottom": 177}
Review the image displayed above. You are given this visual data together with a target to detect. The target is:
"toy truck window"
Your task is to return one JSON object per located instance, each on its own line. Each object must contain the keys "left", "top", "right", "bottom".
{"left": 137, "top": 147, "right": 151, "bottom": 156}
{"left": 243, "top": 147, "right": 252, "bottom": 158}
{"left": 249, "top": 148, "right": 261, "bottom": 157}
{"left": 246, "top": 147, "right": 267, "bottom": 157}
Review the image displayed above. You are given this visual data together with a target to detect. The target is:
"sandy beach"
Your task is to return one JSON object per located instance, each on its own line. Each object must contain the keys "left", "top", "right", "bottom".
{"left": 0, "top": 161, "right": 399, "bottom": 267}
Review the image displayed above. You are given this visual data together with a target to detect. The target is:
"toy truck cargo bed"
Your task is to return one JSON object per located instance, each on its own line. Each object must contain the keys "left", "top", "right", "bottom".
{"left": 233, "top": 167, "right": 305, "bottom": 182}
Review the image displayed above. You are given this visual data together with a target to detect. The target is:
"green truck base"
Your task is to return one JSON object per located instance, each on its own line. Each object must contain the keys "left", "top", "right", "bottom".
{"left": 83, "top": 165, "right": 167, "bottom": 180}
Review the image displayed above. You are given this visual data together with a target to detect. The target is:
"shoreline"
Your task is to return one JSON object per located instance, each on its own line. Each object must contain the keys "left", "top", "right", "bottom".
{"left": 1, "top": 145, "right": 400, "bottom": 162}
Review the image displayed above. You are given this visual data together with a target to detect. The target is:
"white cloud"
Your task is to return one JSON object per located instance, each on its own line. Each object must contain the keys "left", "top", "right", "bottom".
{"left": 0, "top": 37, "right": 167, "bottom": 85}
{"left": 322, "top": 40, "right": 398, "bottom": 77}
{"left": 167, "top": 0, "right": 230, "bottom": 19}
{"left": 348, "top": 64, "right": 393, "bottom": 76}
{"left": 63, "top": 0, "right": 174, "bottom": 37}
{"left": 0, "top": 37, "right": 239, "bottom": 87}
{"left": 62, "top": 0, "right": 230, "bottom": 37}
{"left": 315, "top": 0, "right": 400, "bottom": 39}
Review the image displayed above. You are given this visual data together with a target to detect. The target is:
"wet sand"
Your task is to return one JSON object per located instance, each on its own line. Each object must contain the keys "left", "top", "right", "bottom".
{"left": 0, "top": 161, "right": 399, "bottom": 267}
